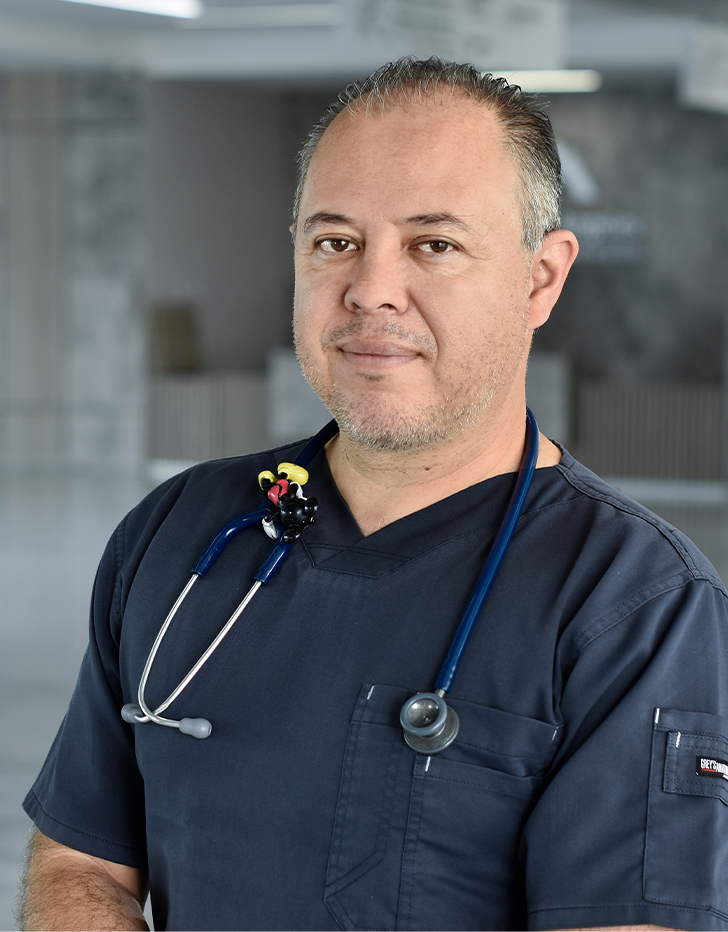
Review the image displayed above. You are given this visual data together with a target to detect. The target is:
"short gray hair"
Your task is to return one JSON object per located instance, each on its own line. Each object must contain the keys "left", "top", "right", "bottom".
{"left": 293, "top": 56, "right": 562, "bottom": 252}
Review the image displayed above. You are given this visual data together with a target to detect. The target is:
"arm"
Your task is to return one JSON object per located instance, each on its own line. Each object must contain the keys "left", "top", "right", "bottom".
{"left": 19, "top": 828, "right": 149, "bottom": 932}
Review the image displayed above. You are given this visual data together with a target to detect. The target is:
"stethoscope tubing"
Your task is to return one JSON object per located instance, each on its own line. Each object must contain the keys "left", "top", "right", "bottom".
{"left": 134, "top": 576, "right": 263, "bottom": 726}
{"left": 400, "top": 408, "right": 539, "bottom": 752}
{"left": 434, "top": 408, "right": 539, "bottom": 693}
{"left": 125, "top": 419, "right": 339, "bottom": 733}
{"left": 124, "top": 411, "right": 539, "bottom": 749}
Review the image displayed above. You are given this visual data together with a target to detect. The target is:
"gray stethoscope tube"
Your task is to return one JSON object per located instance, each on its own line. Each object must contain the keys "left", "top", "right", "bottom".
{"left": 121, "top": 418, "right": 339, "bottom": 738}
{"left": 122, "top": 575, "right": 262, "bottom": 738}
{"left": 122, "top": 410, "right": 539, "bottom": 753}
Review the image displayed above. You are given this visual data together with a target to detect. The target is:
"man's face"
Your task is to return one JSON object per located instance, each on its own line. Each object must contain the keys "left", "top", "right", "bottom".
{"left": 292, "top": 94, "right": 535, "bottom": 452}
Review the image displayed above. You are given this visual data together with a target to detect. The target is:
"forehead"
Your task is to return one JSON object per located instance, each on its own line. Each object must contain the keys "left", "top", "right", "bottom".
{"left": 301, "top": 92, "right": 520, "bottom": 217}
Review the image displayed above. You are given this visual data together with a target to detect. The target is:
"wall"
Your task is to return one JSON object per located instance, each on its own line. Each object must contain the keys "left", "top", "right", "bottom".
{"left": 145, "top": 81, "right": 309, "bottom": 372}
{"left": 0, "top": 75, "right": 336, "bottom": 472}
{"left": 538, "top": 79, "right": 728, "bottom": 384}
{"left": 0, "top": 72, "right": 147, "bottom": 473}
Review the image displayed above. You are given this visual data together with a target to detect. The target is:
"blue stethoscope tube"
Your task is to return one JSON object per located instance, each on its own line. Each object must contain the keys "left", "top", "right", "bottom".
{"left": 193, "top": 418, "right": 340, "bottom": 581}
{"left": 121, "top": 419, "right": 339, "bottom": 737}
{"left": 436, "top": 407, "right": 538, "bottom": 693}
{"left": 400, "top": 408, "right": 538, "bottom": 752}
{"left": 122, "top": 410, "right": 539, "bottom": 752}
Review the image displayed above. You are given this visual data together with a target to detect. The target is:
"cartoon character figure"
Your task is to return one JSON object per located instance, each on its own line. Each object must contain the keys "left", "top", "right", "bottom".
{"left": 258, "top": 463, "right": 318, "bottom": 544}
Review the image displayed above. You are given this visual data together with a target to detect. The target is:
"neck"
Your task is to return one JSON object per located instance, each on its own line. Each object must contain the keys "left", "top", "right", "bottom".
{"left": 326, "top": 403, "right": 561, "bottom": 537}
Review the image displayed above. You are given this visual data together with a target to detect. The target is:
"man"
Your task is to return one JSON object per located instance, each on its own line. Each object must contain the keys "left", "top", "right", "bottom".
{"left": 20, "top": 57, "right": 728, "bottom": 931}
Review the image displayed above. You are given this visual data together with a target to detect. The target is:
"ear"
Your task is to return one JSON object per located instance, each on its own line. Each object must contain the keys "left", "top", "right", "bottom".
{"left": 527, "top": 229, "right": 579, "bottom": 330}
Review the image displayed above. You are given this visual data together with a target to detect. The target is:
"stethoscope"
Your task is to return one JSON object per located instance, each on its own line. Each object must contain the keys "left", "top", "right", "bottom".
{"left": 122, "top": 408, "right": 539, "bottom": 754}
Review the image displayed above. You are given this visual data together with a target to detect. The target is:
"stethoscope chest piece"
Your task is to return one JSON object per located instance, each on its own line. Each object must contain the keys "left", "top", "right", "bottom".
{"left": 400, "top": 691, "right": 460, "bottom": 754}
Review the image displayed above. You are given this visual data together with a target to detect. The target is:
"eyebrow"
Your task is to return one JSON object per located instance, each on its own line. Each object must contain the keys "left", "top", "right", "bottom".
{"left": 302, "top": 212, "right": 353, "bottom": 235}
{"left": 405, "top": 213, "right": 476, "bottom": 234}
{"left": 301, "top": 210, "right": 477, "bottom": 236}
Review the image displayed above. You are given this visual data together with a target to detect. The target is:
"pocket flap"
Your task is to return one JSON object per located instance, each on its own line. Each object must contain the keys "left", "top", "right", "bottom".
{"left": 658, "top": 708, "right": 728, "bottom": 805}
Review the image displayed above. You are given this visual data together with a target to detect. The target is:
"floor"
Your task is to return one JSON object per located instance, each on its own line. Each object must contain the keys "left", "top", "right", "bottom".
{"left": 1, "top": 470, "right": 727, "bottom": 930}
{"left": 0, "top": 471, "right": 147, "bottom": 930}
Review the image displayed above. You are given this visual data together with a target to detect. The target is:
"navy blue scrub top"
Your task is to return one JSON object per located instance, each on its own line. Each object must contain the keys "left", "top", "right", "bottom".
{"left": 24, "top": 439, "right": 728, "bottom": 931}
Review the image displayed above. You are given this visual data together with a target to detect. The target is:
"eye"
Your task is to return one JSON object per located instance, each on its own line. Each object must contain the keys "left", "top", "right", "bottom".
{"left": 316, "top": 237, "right": 357, "bottom": 253}
{"left": 416, "top": 240, "right": 456, "bottom": 254}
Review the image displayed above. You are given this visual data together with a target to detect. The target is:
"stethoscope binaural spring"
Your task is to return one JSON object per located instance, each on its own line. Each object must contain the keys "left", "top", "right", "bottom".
{"left": 122, "top": 409, "right": 539, "bottom": 753}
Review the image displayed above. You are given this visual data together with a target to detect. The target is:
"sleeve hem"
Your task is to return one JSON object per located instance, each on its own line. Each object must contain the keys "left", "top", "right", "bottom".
{"left": 22, "top": 788, "right": 146, "bottom": 871}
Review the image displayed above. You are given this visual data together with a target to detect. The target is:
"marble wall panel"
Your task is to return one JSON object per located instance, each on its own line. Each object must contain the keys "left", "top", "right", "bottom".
{"left": 63, "top": 75, "right": 147, "bottom": 470}
{"left": 0, "top": 75, "right": 64, "bottom": 469}
{"left": 0, "top": 71, "right": 148, "bottom": 473}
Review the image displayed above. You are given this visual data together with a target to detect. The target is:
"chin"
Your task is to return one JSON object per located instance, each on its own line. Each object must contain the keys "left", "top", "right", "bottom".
{"left": 330, "top": 394, "right": 490, "bottom": 454}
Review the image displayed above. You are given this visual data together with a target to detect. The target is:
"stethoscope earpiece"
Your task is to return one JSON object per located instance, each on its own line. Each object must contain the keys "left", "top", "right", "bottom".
{"left": 400, "top": 691, "right": 460, "bottom": 753}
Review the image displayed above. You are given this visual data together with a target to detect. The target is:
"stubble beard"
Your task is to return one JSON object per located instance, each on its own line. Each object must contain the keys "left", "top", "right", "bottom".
{"left": 295, "top": 317, "right": 530, "bottom": 455}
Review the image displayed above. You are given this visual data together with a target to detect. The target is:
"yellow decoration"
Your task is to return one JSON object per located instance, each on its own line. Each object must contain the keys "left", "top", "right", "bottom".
{"left": 276, "top": 463, "right": 309, "bottom": 486}
{"left": 258, "top": 470, "right": 277, "bottom": 489}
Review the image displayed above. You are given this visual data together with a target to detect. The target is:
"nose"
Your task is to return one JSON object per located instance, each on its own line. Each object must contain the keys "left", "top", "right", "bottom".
{"left": 344, "top": 243, "right": 409, "bottom": 316}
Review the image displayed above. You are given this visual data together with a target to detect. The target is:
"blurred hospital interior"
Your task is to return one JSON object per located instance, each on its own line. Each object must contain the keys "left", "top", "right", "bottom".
{"left": 2, "top": 0, "right": 728, "bottom": 925}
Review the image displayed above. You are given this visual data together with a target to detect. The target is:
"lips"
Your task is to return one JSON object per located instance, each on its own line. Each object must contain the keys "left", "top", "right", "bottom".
{"left": 338, "top": 339, "right": 421, "bottom": 369}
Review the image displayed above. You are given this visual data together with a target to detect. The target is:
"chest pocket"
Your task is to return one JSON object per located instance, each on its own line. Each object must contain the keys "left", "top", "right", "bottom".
{"left": 324, "top": 684, "right": 561, "bottom": 931}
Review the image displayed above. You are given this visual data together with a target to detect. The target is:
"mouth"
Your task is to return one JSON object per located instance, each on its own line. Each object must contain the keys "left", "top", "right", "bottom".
{"left": 337, "top": 339, "right": 422, "bottom": 370}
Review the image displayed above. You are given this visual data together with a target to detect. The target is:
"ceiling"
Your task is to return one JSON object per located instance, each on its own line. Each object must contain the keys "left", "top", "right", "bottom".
{"left": 0, "top": 0, "right": 716, "bottom": 83}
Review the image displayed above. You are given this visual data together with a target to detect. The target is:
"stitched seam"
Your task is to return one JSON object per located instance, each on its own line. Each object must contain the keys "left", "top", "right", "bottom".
{"left": 302, "top": 522, "right": 500, "bottom": 576}
{"left": 668, "top": 777, "right": 728, "bottom": 794}
{"left": 27, "top": 790, "right": 140, "bottom": 854}
{"left": 326, "top": 717, "right": 360, "bottom": 883}
{"left": 400, "top": 761, "right": 425, "bottom": 931}
{"left": 555, "top": 462, "right": 726, "bottom": 590}
{"left": 529, "top": 902, "right": 726, "bottom": 918}
{"left": 453, "top": 735, "right": 558, "bottom": 764}
{"left": 425, "top": 774, "right": 535, "bottom": 797}
{"left": 644, "top": 725, "right": 661, "bottom": 903}
{"left": 655, "top": 726, "right": 728, "bottom": 740}
{"left": 301, "top": 498, "right": 574, "bottom": 577}
{"left": 111, "top": 517, "right": 126, "bottom": 631}
{"left": 661, "top": 732, "right": 728, "bottom": 745}
{"left": 328, "top": 740, "right": 402, "bottom": 931}
{"left": 644, "top": 894, "right": 728, "bottom": 919}
{"left": 357, "top": 717, "right": 554, "bottom": 768}
{"left": 566, "top": 575, "right": 697, "bottom": 668}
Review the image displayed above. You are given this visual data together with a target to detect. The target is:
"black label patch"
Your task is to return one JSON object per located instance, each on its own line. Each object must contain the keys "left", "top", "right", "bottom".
{"left": 696, "top": 755, "right": 728, "bottom": 781}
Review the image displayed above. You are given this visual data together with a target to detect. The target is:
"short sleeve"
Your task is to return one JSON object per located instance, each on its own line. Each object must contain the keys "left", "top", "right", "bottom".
{"left": 23, "top": 521, "right": 148, "bottom": 868}
{"left": 523, "top": 577, "right": 728, "bottom": 931}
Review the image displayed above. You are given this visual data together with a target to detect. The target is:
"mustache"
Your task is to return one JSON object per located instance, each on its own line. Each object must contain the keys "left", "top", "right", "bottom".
{"left": 323, "top": 319, "right": 435, "bottom": 351}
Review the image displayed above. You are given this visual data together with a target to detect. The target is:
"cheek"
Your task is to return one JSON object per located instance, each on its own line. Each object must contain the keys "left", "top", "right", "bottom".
{"left": 292, "top": 268, "right": 318, "bottom": 331}
{"left": 294, "top": 263, "right": 336, "bottom": 319}
{"left": 427, "top": 291, "right": 530, "bottom": 378}
{"left": 293, "top": 287, "right": 330, "bottom": 372}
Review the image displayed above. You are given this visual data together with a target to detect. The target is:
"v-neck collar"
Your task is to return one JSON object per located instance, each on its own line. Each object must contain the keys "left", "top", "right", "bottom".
{"left": 298, "top": 446, "right": 555, "bottom": 576}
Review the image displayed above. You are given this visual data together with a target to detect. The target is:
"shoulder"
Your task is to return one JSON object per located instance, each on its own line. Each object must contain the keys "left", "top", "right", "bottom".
{"left": 544, "top": 449, "right": 726, "bottom": 593}
{"left": 509, "top": 449, "right": 728, "bottom": 668}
